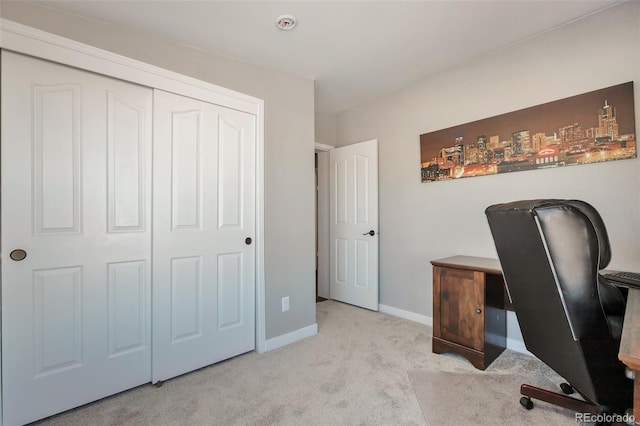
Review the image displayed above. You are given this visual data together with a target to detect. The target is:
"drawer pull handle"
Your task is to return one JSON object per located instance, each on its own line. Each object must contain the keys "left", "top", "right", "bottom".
{"left": 476, "top": 308, "right": 482, "bottom": 314}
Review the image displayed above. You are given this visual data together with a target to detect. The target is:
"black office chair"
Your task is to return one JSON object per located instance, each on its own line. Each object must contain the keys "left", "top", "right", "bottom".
{"left": 485, "top": 199, "right": 632, "bottom": 415}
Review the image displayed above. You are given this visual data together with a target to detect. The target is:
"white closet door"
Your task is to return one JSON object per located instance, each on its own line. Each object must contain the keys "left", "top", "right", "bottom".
{"left": 1, "top": 52, "right": 152, "bottom": 425}
{"left": 152, "top": 89, "right": 256, "bottom": 382}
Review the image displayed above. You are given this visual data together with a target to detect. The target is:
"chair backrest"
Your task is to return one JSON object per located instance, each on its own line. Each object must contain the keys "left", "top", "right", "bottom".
{"left": 485, "top": 199, "right": 630, "bottom": 407}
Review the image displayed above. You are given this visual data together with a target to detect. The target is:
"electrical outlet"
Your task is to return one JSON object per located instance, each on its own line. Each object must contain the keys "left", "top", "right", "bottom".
{"left": 282, "top": 296, "right": 290, "bottom": 312}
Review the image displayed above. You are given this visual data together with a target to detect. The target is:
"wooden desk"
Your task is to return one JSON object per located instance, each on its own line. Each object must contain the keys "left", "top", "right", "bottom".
{"left": 433, "top": 256, "right": 640, "bottom": 414}
{"left": 431, "top": 256, "right": 507, "bottom": 370}
{"left": 619, "top": 288, "right": 640, "bottom": 424}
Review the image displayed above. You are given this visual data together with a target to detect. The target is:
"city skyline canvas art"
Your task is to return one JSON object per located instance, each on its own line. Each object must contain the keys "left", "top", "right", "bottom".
{"left": 420, "top": 82, "right": 636, "bottom": 182}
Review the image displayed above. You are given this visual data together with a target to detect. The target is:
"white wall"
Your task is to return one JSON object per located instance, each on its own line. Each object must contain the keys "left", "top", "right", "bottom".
{"left": 336, "top": 2, "right": 640, "bottom": 345}
{"left": 0, "top": 1, "right": 317, "bottom": 341}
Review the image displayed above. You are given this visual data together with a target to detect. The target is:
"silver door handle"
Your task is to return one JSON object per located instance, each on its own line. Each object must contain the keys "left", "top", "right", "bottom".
{"left": 10, "top": 249, "right": 27, "bottom": 261}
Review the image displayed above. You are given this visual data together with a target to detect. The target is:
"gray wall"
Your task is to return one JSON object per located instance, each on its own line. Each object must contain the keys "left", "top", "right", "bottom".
{"left": 336, "top": 2, "right": 640, "bottom": 343}
{"left": 1, "top": 1, "right": 317, "bottom": 341}
{"left": 315, "top": 110, "right": 337, "bottom": 146}
{"left": 316, "top": 151, "right": 330, "bottom": 299}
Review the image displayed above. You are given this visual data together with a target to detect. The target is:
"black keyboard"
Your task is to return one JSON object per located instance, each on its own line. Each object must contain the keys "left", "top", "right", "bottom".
{"left": 602, "top": 270, "right": 640, "bottom": 288}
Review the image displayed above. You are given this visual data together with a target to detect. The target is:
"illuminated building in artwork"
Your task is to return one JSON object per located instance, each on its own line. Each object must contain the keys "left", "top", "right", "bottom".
{"left": 546, "top": 133, "right": 560, "bottom": 146}
{"left": 488, "top": 135, "right": 500, "bottom": 150}
{"left": 532, "top": 132, "right": 546, "bottom": 152}
{"left": 512, "top": 130, "right": 532, "bottom": 154}
{"left": 441, "top": 140, "right": 464, "bottom": 167}
{"left": 559, "top": 123, "right": 583, "bottom": 143}
{"left": 476, "top": 135, "right": 488, "bottom": 163}
{"left": 465, "top": 142, "right": 479, "bottom": 164}
{"left": 477, "top": 135, "right": 487, "bottom": 151}
{"left": 597, "top": 100, "right": 619, "bottom": 140}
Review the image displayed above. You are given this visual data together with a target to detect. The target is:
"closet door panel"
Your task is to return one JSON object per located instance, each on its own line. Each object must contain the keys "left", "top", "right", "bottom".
{"left": 152, "top": 89, "right": 256, "bottom": 382}
{"left": 107, "top": 260, "right": 148, "bottom": 357}
{"left": 108, "top": 92, "right": 147, "bottom": 233}
{"left": 33, "top": 84, "right": 82, "bottom": 234}
{"left": 171, "top": 110, "right": 203, "bottom": 229}
{"left": 1, "top": 51, "right": 152, "bottom": 426}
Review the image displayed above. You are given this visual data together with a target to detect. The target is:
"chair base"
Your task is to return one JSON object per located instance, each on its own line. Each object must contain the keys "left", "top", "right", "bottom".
{"left": 520, "top": 384, "right": 599, "bottom": 414}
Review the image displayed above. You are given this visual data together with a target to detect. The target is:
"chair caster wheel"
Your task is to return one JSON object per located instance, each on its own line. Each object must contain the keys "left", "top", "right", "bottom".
{"left": 560, "top": 382, "right": 574, "bottom": 395}
{"left": 520, "top": 396, "right": 534, "bottom": 410}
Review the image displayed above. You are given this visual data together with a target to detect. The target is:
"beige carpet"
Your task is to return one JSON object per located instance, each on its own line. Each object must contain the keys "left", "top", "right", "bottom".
{"left": 34, "top": 300, "right": 579, "bottom": 425}
{"left": 409, "top": 370, "right": 576, "bottom": 425}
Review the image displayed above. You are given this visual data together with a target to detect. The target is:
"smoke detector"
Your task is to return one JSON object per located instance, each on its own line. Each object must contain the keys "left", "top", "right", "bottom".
{"left": 276, "top": 15, "right": 297, "bottom": 31}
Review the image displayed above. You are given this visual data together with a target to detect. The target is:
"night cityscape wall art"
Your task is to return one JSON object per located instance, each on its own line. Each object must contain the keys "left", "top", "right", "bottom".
{"left": 420, "top": 82, "right": 636, "bottom": 183}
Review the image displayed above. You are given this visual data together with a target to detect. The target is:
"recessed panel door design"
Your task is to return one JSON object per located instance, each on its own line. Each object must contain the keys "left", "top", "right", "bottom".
{"left": 329, "top": 140, "right": 379, "bottom": 310}
{"left": 1, "top": 51, "right": 152, "bottom": 426}
{"left": 437, "top": 267, "right": 484, "bottom": 351}
{"left": 152, "top": 90, "right": 256, "bottom": 382}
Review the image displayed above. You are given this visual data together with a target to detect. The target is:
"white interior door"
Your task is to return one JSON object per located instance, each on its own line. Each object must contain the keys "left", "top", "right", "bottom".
{"left": 329, "top": 140, "right": 379, "bottom": 310}
{"left": 1, "top": 51, "right": 152, "bottom": 425}
{"left": 152, "top": 89, "right": 256, "bottom": 382}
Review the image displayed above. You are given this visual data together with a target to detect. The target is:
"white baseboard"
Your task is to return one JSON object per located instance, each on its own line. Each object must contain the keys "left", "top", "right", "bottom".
{"left": 264, "top": 323, "right": 318, "bottom": 352}
{"left": 506, "top": 338, "right": 531, "bottom": 355}
{"left": 379, "top": 304, "right": 433, "bottom": 326}
{"left": 378, "top": 304, "right": 531, "bottom": 356}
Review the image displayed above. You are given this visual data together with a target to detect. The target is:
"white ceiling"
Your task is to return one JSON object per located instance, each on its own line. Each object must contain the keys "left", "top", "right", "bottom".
{"left": 30, "top": 0, "right": 622, "bottom": 114}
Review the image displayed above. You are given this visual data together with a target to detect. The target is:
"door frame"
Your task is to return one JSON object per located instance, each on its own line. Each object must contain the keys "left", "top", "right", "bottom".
{"left": 314, "top": 143, "right": 333, "bottom": 300}
{"left": 0, "top": 19, "right": 268, "bottom": 353}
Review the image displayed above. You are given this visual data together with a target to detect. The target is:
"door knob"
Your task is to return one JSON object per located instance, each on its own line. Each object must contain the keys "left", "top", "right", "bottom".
{"left": 10, "top": 249, "right": 27, "bottom": 261}
{"left": 475, "top": 308, "right": 482, "bottom": 314}
{"left": 362, "top": 230, "right": 376, "bottom": 236}
{"left": 245, "top": 237, "right": 253, "bottom": 245}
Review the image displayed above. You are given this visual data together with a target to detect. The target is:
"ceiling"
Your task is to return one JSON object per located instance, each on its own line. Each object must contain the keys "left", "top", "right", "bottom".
{"left": 29, "top": 0, "right": 622, "bottom": 115}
